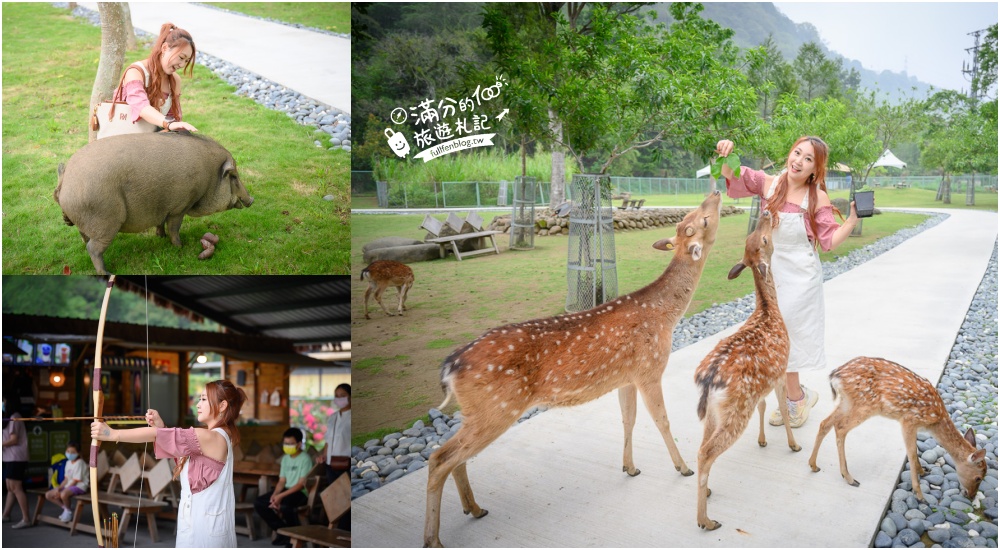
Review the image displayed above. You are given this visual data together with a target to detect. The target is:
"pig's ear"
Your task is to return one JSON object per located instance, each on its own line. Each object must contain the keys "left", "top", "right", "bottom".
{"left": 220, "top": 158, "right": 235, "bottom": 182}
{"left": 57, "top": 163, "right": 65, "bottom": 179}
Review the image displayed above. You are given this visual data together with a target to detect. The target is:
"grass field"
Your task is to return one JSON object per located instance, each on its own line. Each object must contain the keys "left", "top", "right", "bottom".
{"left": 350, "top": 208, "right": 930, "bottom": 443}
{"left": 2, "top": 3, "right": 350, "bottom": 275}
{"left": 204, "top": 2, "right": 351, "bottom": 34}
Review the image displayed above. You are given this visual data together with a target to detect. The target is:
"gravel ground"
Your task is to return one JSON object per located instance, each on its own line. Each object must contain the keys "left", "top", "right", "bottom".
{"left": 874, "top": 242, "right": 998, "bottom": 549}
{"left": 61, "top": 3, "right": 351, "bottom": 153}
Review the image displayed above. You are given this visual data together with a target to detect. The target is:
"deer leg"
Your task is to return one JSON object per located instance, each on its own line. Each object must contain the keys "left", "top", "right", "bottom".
{"left": 618, "top": 385, "right": 640, "bottom": 476}
{"left": 902, "top": 424, "right": 926, "bottom": 501}
{"left": 809, "top": 410, "right": 838, "bottom": 474}
{"left": 363, "top": 283, "right": 374, "bottom": 319}
{"left": 394, "top": 285, "right": 406, "bottom": 316}
{"left": 374, "top": 285, "right": 394, "bottom": 316}
{"left": 774, "top": 383, "right": 801, "bottom": 452}
{"left": 451, "top": 463, "right": 487, "bottom": 518}
{"left": 756, "top": 399, "right": 767, "bottom": 447}
{"left": 637, "top": 381, "right": 693, "bottom": 476}
{"left": 696, "top": 422, "right": 741, "bottom": 531}
{"left": 424, "top": 416, "right": 512, "bottom": 548}
{"left": 400, "top": 282, "right": 412, "bottom": 312}
{"left": 833, "top": 414, "right": 866, "bottom": 487}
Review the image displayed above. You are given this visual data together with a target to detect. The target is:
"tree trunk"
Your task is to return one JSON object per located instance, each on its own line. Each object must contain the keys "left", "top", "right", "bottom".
{"left": 942, "top": 174, "right": 952, "bottom": 204}
{"left": 68, "top": 2, "right": 78, "bottom": 10}
{"left": 935, "top": 171, "right": 944, "bottom": 201}
{"left": 122, "top": 3, "right": 137, "bottom": 51}
{"left": 966, "top": 173, "right": 976, "bottom": 206}
{"left": 89, "top": 2, "right": 129, "bottom": 143}
{"left": 548, "top": 108, "right": 566, "bottom": 208}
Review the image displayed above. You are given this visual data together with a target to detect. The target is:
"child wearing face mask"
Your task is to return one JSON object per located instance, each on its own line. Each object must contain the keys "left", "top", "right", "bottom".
{"left": 44, "top": 442, "right": 89, "bottom": 522}
{"left": 253, "top": 428, "right": 312, "bottom": 546}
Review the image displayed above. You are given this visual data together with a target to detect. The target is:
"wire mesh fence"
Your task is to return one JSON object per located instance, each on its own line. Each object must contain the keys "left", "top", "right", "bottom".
{"left": 352, "top": 174, "right": 998, "bottom": 209}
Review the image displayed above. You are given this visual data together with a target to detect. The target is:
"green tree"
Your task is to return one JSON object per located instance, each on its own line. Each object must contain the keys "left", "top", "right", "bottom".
{"left": 973, "top": 24, "right": 998, "bottom": 101}
{"left": 853, "top": 90, "right": 924, "bottom": 185}
{"left": 792, "top": 42, "right": 842, "bottom": 101}
{"left": 763, "top": 95, "right": 880, "bottom": 185}
{"left": 484, "top": 2, "right": 760, "bottom": 206}
{"left": 744, "top": 35, "right": 797, "bottom": 121}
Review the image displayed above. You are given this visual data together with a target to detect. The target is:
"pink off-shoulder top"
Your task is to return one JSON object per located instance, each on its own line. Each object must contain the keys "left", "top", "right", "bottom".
{"left": 725, "top": 167, "right": 841, "bottom": 252}
{"left": 154, "top": 428, "right": 224, "bottom": 495}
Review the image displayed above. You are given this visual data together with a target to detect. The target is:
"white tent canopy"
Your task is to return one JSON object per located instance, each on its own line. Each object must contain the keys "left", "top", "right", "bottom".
{"left": 871, "top": 149, "right": 907, "bottom": 169}
{"left": 696, "top": 165, "right": 711, "bottom": 178}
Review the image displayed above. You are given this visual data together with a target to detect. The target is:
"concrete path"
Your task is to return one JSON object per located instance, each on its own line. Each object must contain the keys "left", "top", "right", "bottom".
{"left": 353, "top": 208, "right": 998, "bottom": 547}
{"left": 80, "top": 2, "right": 350, "bottom": 113}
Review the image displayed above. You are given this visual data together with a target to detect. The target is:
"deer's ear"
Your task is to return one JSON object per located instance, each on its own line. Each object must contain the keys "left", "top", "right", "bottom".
{"left": 689, "top": 242, "right": 703, "bottom": 261}
{"left": 728, "top": 262, "right": 746, "bottom": 280}
{"left": 964, "top": 428, "right": 976, "bottom": 447}
{"left": 970, "top": 449, "right": 986, "bottom": 463}
{"left": 653, "top": 237, "right": 675, "bottom": 251}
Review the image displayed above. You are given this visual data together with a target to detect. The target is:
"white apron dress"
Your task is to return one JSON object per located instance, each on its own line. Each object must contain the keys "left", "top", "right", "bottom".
{"left": 175, "top": 427, "right": 237, "bottom": 548}
{"left": 765, "top": 177, "right": 827, "bottom": 373}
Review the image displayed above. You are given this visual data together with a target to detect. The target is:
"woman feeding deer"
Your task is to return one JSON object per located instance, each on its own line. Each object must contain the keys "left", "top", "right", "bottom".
{"left": 110, "top": 22, "right": 199, "bottom": 135}
{"left": 715, "top": 136, "right": 858, "bottom": 428}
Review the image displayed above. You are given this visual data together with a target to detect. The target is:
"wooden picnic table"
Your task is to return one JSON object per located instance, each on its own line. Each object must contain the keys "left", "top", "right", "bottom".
{"left": 233, "top": 461, "right": 281, "bottom": 500}
{"left": 425, "top": 230, "right": 503, "bottom": 260}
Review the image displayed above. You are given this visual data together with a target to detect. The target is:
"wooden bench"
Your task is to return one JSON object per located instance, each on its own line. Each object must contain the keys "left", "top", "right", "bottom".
{"left": 278, "top": 475, "right": 351, "bottom": 548}
{"left": 27, "top": 487, "right": 74, "bottom": 530}
{"left": 426, "top": 230, "right": 502, "bottom": 260}
{"left": 72, "top": 492, "right": 167, "bottom": 543}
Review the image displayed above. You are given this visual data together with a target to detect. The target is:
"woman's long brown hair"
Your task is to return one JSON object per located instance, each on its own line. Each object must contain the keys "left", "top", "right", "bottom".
{"left": 173, "top": 379, "right": 247, "bottom": 480}
{"left": 142, "top": 23, "right": 196, "bottom": 118}
{"left": 765, "top": 136, "right": 841, "bottom": 248}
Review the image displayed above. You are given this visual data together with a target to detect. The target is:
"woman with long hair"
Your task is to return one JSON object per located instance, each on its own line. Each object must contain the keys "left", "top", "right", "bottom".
{"left": 716, "top": 137, "right": 858, "bottom": 428}
{"left": 2, "top": 394, "right": 31, "bottom": 529}
{"left": 114, "top": 22, "right": 199, "bottom": 133}
{"left": 92, "top": 380, "right": 247, "bottom": 546}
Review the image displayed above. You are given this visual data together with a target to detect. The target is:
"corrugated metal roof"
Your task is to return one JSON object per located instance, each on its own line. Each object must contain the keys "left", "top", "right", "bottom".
{"left": 117, "top": 276, "right": 350, "bottom": 345}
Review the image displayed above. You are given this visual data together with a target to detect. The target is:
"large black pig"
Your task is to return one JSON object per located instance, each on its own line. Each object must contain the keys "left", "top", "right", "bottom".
{"left": 54, "top": 132, "right": 254, "bottom": 274}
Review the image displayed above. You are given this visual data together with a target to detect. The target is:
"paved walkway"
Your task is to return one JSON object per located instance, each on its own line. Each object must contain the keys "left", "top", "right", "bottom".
{"left": 353, "top": 208, "right": 998, "bottom": 547}
{"left": 79, "top": 2, "right": 350, "bottom": 113}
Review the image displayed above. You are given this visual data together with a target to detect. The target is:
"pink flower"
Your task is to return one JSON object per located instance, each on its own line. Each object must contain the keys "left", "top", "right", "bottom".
{"left": 305, "top": 413, "right": 315, "bottom": 425}
{"left": 303, "top": 403, "right": 312, "bottom": 414}
{"left": 324, "top": 407, "right": 334, "bottom": 416}
{"left": 313, "top": 432, "right": 324, "bottom": 441}
{"left": 289, "top": 409, "right": 299, "bottom": 418}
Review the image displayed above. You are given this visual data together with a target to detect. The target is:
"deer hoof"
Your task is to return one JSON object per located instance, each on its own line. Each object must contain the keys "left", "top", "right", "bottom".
{"left": 623, "top": 466, "right": 641, "bottom": 477}
{"left": 423, "top": 539, "right": 444, "bottom": 548}
{"left": 473, "top": 509, "right": 488, "bottom": 519}
{"left": 699, "top": 519, "right": 721, "bottom": 531}
{"left": 846, "top": 478, "right": 860, "bottom": 487}
{"left": 810, "top": 465, "right": 820, "bottom": 473}
{"left": 706, "top": 488, "right": 712, "bottom": 498}
{"left": 758, "top": 440, "right": 767, "bottom": 448}
{"left": 790, "top": 444, "right": 802, "bottom": 452}
{"left": 679, "top": 467, "right": 694, "bottom": 477}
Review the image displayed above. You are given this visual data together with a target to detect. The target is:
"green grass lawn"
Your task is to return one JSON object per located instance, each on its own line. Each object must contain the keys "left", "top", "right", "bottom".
{"left": 204, "top": 3, "right": 351, "bottom": 34}
{"left": 2, "top": 4, "right": 350, "bottom": 274}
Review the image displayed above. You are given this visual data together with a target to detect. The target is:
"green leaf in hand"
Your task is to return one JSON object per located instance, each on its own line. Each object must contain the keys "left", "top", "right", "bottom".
{"left": 710, "top": 152, "right": 741, "bottom": 180}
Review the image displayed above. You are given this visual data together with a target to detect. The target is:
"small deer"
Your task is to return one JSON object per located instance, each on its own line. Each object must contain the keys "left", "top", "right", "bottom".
{"left": 422, "top": 191, "right": 723, "bottom": 547}
{"left": 361, "top": 260, "right": 415, "bottom": 319}
{"left": 809, "top": 357, "right": 987, "bottom": 501}
{"left": 694, "top": 211, "right": 800, "bottom": 531}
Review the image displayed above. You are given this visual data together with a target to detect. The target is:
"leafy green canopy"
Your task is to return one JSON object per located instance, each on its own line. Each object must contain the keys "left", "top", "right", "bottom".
{"left": 483, "top": 3, "right": 760, "bottom": 174}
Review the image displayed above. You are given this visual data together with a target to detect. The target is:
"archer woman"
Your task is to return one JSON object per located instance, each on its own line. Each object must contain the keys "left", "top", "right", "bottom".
{"left": 114, "top": 22, "right": 199, "bottom": 133}
{"left": 91, "top": 380, "right": 247, "bottom": 547}
{"left": 716, "top": 137, "right": 858, "bottom": 428}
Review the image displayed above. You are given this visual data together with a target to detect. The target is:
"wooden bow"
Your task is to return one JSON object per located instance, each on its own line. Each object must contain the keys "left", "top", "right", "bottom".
{"left": 90, "top": 275, "right": 115, "bottom": 547}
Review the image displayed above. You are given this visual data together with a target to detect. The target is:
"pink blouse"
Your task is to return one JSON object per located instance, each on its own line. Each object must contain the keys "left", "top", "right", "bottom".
{"left": 119, "top": 80, "right": 180, "bottom": 124}
{"left": 725, "top": 167, "right": 840, "bottom": 251}
{"left": 154, "top": 428, "right": 224, "bottom": 494}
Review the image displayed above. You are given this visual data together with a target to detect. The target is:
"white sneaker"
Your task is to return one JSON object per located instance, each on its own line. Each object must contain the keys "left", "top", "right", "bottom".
{"left": 769, "top": 385, "right": 819, "bottom": 428}
{"left": 59, "top": 509, "right": 73, "bottom": 522}
{"left": 11, "top": 520, "right": 30, "bottom": 529}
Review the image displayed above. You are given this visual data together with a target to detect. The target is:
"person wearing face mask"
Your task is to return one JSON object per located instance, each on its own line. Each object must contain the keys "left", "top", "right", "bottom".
{"left": 253, "top": 428, "right": 312, "bottom": 547}
{"left": 2, "top": 394, "right": 31, "bottom": 529}
{"left": 44, "top": 441, "right": 89, "bottom": 522}
{"left": 91, "top": 379, "right": 247, "bottom": 547}
{"left": 319, "top": 384, "right": 351, "bottom": 485}
{"left": 716, "top": 137, "right": 858, "bottom": 428}
{"left": 112, "top": 22, "right": 199, "bottom": 135}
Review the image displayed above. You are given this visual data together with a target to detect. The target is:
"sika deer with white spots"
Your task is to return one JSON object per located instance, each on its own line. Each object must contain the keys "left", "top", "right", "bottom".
{"left": 423, "top": 191, "right": 723, "bottom": 547}
{"left": 361, "top": 260, "right": 415, "bottom": 319}
{"left": 694, "top": 211, "right": 800, "bottom": 531}
{"left": 809, "top": 357, "right": 987, "bottom": 501}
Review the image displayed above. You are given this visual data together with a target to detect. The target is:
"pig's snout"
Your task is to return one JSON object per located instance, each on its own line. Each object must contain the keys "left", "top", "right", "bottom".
{"left": 241, "top": 195, "right": 254, "bottom": 208}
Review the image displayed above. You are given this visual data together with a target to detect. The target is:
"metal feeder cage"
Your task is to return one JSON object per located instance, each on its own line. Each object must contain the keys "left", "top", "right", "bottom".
{"left": 510, "top": 176, "right": 538, "bottom": 250}
{"left": 566, "top": 174, "right": 618, "bottom": 313}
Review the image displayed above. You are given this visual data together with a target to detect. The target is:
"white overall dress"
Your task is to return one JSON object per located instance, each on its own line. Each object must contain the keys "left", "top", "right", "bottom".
{"left": 175, "top": 428, "right": 237, "bottom": 548}
{"left": 765, "top": 177, "right": 827, "bottom": 373}
{"left": 131, "top": 62, "right": 173, "bottom": 116}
